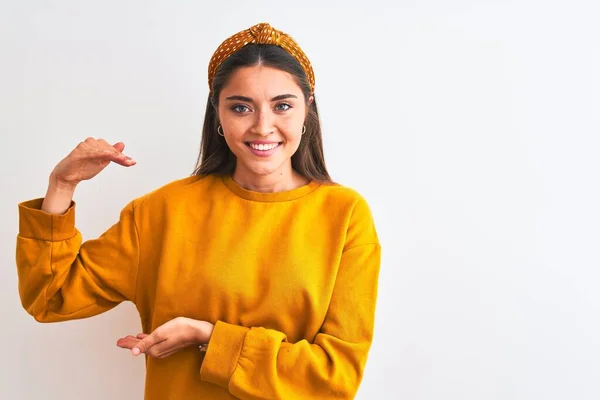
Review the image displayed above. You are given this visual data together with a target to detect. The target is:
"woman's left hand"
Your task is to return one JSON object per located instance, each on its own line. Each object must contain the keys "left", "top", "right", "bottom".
{"left": 116, "top": 317, "right": 214, "bottom": 359}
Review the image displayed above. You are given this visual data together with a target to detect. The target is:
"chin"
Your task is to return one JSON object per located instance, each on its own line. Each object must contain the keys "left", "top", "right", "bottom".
{"left": 250, "top": 164, "right": 281, "bottom": 176}
{"left": 240, "top": 160, "right": 285, "bottom": 177}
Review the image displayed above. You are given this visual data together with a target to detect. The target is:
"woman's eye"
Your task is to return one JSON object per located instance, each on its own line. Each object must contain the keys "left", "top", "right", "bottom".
{"left": 275, "top": 103, "right": 292, "bottom": 111}
{"left": 231, "top": 105, "right": 250, "bottom": 113}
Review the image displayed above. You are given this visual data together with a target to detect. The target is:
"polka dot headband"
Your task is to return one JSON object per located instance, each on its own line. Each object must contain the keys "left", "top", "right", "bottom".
{"left": 207, "top": 22, "right": 315, "bottom": 94}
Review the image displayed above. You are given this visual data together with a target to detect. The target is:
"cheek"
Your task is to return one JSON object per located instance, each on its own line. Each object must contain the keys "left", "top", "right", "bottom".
{"left": 279, "top": 115, "right": 305, "bottom": 139}
{"left": 221, "top": 118, "right": 248, "bottom": 138}
{"left": 218, "top": 108, "right": 240, "bottom": 127}
{"left": 281, "top": 130, "right": 302, "bottom": 146}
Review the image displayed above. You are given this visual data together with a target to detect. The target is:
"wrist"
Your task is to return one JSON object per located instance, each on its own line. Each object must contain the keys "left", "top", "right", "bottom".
{"left": 189, "top": 319, "right": 214, "bottom": 345}
{"left": 42, "top": 174, "right": 77, "bottom": 215}
{"left": 49, "top": 174, "right": 78, "bottom": 193}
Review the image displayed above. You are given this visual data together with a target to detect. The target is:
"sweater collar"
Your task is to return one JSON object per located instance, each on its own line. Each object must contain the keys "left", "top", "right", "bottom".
{"left": 220, "top": 174, "right": 321, "bottom": 202}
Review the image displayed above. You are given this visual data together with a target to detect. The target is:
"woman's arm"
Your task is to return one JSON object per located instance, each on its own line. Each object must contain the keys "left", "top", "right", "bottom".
{"left": 16, "top": 138, "right": 139, "bottom": 322}
{"left": 41, "top": 173, "right": 77, "bottom": 215}
{"left": 16, "top": 196, "right": 141, "bottom": 322}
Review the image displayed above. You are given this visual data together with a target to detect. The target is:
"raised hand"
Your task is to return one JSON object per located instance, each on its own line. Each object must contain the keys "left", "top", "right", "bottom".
{"left": 50, "top": 137, "right": 136, "bottom": 189}
{"left": 41, "top": 137, "right": 136, "bottom": 215}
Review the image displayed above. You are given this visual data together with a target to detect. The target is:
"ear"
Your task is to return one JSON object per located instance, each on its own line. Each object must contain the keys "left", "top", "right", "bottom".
{"left": 305, "top": 95, "right": 314, "bottom": 118}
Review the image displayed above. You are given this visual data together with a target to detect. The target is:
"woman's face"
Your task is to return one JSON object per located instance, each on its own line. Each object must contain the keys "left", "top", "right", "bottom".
{"left": 217, "top": 65, "right": 312, "bottom": 179}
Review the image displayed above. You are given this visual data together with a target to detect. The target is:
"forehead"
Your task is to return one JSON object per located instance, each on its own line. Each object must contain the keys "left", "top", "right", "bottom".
{"left": 221, "top": 65, "right": 302, "bottom": 96}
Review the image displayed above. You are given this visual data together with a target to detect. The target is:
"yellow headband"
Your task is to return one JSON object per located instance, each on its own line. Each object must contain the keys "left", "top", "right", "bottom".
{"left": 207, "top": 22, "right": 315, "bottom": 94}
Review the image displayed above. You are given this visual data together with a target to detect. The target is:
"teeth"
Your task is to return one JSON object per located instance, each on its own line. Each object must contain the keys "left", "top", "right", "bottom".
{"left": 250, "top": 143, "right": 279, "bottom": 151}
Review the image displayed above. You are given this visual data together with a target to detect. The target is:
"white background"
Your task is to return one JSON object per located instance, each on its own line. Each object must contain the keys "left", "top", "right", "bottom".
{"left": 1, "top": 1, "right": 599, "bottom": 399}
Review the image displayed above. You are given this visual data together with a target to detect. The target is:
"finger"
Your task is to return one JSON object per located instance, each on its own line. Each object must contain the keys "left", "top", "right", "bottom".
{"left": 118, "top": 334, "right": 139, "bottom": 341}
{"left": 91, "top": 139, "right": 134, "bottom": 163}
{"left": 86, "top": 149, "right": 136, "bottom": 166}
{"left": 116, "top": 336, "right": 141, "bottom": 349}
{"left": 116, "top": 334, "right": 136, "bottom": 341}
{"left": 117, "top": 340, "right": 135, "bottom": 349}
{"left": 133, "top": 332, "right": 166, "bottom": 356}
{"left": 97, "top": 138, "right": 126, "bottom": 157}
{"left": 112, "top": 141, "right": 125, "bottom": 153}
{"left": 72, "top": 137, "right": 131, "bottom": 163}
{"left": 137, "top": 333, "right": 149, "bottom": 339}
{"left": 119, "top": 335, "right": 137, "bottom": 340}
{"left": 114, "top": 157, "right": 137, "bottom": 167}
{"left": 97, "top": 138, "right": 124, "bottom": 155}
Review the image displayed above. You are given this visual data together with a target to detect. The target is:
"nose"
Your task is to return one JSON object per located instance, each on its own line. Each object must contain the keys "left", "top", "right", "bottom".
{"left": 251, "top": 108, "right": 274, "bottom": 136}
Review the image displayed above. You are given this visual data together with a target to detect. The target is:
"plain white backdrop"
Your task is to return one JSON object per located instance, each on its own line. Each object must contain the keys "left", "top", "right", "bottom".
{"left": 1, "top": 1, "right": 599, "bottom": 399}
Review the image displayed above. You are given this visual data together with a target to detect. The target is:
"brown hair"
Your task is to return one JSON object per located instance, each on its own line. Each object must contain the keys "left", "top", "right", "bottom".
{"left": 192, "top": 44, "right": 332, "bottom": 183}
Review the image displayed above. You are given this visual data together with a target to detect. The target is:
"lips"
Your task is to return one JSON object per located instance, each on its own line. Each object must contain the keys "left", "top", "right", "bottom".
{"left": 245, "top": 142, "right": 282, "bottom": 157}
{"left": 247, "top": 142, "right": 281, "bottom": 151}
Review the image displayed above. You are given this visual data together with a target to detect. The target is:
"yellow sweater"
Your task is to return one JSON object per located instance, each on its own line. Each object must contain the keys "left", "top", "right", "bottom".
{"left": 16, "top": 173, "right": 381, "bottom": 399}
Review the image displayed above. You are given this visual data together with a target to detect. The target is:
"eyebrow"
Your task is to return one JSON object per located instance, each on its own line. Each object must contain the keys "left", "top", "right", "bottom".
{"left": 225, "top": 94, "right": 298, "bottom": 102}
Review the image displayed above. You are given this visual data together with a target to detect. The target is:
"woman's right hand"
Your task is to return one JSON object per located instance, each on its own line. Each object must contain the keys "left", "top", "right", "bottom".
{"left": 41, "top": 138, "right": 136, "bottom": 215}
{"left": 50, "top": 137, "right": 136, "bottom": 189}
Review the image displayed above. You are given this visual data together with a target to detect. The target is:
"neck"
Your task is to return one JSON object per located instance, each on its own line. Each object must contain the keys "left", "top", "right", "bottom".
{"left": 232, "top": 165, "right": 309, "bottom": 193}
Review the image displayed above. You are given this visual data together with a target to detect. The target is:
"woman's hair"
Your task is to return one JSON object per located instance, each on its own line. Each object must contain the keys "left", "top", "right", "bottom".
{"left": 192, "top": 44, "right": 332, "bottom": 183}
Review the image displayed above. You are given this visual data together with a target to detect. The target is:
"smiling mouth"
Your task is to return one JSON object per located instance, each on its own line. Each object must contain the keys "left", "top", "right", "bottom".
{"left": 245, "top": 142, "right": 283, "bottom": 151}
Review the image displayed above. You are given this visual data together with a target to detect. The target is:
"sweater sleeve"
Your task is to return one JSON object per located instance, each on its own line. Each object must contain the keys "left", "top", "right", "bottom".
{"left": 199, "top": 196, "right": 381, "bottom": 399}
{"left": 16, "top": 198, "right": 140, "bottom": 322}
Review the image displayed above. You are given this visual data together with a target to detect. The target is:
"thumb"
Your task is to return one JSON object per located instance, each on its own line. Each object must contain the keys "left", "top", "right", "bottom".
{"left": 112, "top": 142, "right": 126, "bottom": 153}
{"left": 132, "top": 334, "right": 156, "bottom": 356}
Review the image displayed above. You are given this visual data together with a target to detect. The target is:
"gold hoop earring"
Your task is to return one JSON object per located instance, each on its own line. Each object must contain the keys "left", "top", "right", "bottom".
{"left": 302, "top": 125, "right": 306, "bottom": 135}
{"left": 217, "top": 125, "right": 225, "bottom": 137}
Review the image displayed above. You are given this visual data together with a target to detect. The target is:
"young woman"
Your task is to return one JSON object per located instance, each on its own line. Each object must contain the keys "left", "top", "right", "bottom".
{"left": 16, "top": 22, "right": 381, "bottom": 399}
